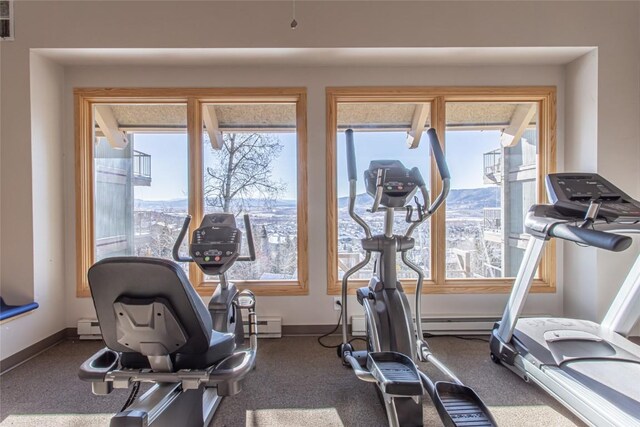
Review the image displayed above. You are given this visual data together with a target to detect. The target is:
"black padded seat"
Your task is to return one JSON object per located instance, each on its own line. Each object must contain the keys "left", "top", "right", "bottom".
{"left": 120, "top": 331, "right": 236, "bottom": 370}
{"left": 174, "top": 331, "right": 236, "bottom": 370}
{"left": 88, "top": 257, "right": 236, "bottom": 371}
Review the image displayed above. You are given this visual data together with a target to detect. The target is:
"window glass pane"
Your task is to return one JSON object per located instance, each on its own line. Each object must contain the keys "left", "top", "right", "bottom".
{"left": 445, "top": 102, "right": 538, "bottom": 279}
{"left": 201, "top": 103, "right": 298, "bottom": 282}
{"left": 336, "top": 103, "right": 432, "bottom": 281}
{"left": 93, "top": 104, "right": 189, "bottom": 271}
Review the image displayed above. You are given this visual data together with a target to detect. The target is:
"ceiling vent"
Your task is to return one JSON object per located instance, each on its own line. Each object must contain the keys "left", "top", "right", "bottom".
{"left": 0, "top": 1, "right": 13, "bottom": 41}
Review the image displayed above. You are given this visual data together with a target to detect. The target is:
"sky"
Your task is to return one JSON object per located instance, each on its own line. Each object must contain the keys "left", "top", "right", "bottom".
{"left": 336, "top": 130, "right": 501, "bottom": 197}
{"left": 132, "top": 129, "right": 502, "bottom": 201}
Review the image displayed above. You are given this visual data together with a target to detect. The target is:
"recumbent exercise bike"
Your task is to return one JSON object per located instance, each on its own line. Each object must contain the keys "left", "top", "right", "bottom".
{"left": 338, "top": 128, "right": 496, "bottom": 427}
{"left": 79, "top": 213, "right": 258, "bottom": 427}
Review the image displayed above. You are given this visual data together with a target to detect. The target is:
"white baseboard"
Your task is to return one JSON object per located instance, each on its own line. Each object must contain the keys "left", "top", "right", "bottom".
{"left": 351, "top": 315, "right": 499, "bottom": 336}
{"left": 351, "top": 314, "right": 553, "bottom": 336}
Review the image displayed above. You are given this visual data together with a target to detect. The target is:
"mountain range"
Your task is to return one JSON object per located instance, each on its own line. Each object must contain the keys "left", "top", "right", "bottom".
{"left": 135, "top": 187, "right": 499, "bottom": 213}
{"left": 337, "top": 187, "right": 500, "bottom": 212}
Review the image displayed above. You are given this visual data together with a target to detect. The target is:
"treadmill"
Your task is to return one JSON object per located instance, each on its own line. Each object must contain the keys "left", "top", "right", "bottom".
{"left": 490, "top": 173, "right": 640, "bottom": 427}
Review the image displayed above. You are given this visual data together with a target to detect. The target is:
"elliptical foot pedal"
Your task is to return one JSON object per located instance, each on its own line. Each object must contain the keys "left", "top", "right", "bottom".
{"left": 433, "top": 381, "right": 496, "bottom": 427}
{"left": 367, "top": 352, "right": 424, "bottom": 396}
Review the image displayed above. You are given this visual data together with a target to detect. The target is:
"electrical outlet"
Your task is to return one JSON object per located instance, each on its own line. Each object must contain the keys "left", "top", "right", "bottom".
{"left": 333, "top": 297, "right": 342, "bottom": 311}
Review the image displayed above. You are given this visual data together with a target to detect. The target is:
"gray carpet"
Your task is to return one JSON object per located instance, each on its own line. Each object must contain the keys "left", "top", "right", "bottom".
{"left": 0, "top": 336, "right": 583, "bottom": 426}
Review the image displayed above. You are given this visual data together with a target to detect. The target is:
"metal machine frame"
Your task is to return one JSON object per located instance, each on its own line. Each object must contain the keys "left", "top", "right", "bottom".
{"left": 339, "top": 128, "right": 496, "bottom": 427}
{"left": 490, "top": 173, "right": 640, "bottom": 427}
{"left": 80, "top": 213, "right": 258, "bottom": 427}
{"left": 80, "top": 310, "right": 257, "bottom": 427}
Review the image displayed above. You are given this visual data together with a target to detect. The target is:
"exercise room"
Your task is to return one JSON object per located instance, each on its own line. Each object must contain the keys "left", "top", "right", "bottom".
{"left": 1, "top": 1, "right": 639, "bottom": 426}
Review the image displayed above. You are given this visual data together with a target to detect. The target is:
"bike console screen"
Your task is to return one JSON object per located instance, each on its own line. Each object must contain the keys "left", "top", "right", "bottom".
{"left": 190, "top": 214, "right": 242, "bottom": 275}
{"left": 546, "top": 173, "right": 640, "bottom": 221}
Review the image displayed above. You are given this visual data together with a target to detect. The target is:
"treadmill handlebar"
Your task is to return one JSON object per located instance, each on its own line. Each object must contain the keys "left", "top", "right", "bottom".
{"left": 549, "top": 223, "right": 632, "bottom": 252}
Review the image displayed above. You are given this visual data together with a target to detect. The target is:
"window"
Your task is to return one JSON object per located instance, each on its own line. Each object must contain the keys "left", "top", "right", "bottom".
{"left": 200, "top": 103, "right": 299, "bottom": 285}
{"left": 445, "top": 102, "right": 540, "bottom": 279}
{"left": 76, "top": 89, "right": 308, "bottom": 297}
{"left": 335, "top": 104, "right": 432, "bottom": 283}
{"left": 326, "top": 88, "right": 556, "bottom": 294}
{"left": 92, "top": 104, "right": 189, "bottom": 272}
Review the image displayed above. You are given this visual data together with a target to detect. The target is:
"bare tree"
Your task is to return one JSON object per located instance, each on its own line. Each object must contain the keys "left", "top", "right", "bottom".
{"left": 204, "top": 133, "right": 286, "bottom": 213}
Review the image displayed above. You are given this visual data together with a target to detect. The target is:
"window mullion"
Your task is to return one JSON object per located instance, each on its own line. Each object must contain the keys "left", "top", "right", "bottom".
{"left": 296, "top": 93, "right": 309, "bottom": 293}
{"left": 76, "top": 96, "right": 95, "bottom": 297}
{"left": 431, "top": 96, "right": 447, "bottom": 287}
{"left": 187, "top": 97, "right": 203, "bottom": 288}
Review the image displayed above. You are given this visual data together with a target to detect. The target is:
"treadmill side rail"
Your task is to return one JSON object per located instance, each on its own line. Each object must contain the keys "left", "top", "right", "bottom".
{"left": 523, "top": 358, "right": 640, "bottom": 427}
{"left": 495, "top": 237, "right": 546, "bottom": 344}
{"left": 601, "top": 253, "right": 640, "bottom": 336}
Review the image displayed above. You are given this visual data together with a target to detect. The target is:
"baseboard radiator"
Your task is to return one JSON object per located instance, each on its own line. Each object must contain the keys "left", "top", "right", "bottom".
{"left": 77, "top": 319, "right": 102, "bottom": 340}
{"left": 244, "top": 316, "right": 282, "bottom": 338}
{"left": 78, "top": 316, "right": 283, "bottom": 340}
{"left": 350, "top": 315, "right": 501, "bottom": 336}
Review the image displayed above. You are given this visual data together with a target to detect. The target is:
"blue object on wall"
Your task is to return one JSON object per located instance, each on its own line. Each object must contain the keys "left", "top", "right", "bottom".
{"left": 0, "top": 297, "right": 39, "bottom": 321}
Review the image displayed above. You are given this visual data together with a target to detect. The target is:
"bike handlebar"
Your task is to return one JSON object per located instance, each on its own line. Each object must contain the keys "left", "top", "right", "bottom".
{"left": 173, "top": 214, "right": 257, "bottom": 263}
{"left": 237, "top": 214, "right": 257, "bottom": 262}
{"left": 172, "top": 216, "right": 194, "bottom": 263}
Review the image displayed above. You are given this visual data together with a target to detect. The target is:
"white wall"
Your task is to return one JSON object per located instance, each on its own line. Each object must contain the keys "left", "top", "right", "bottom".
{"left": 562, "top": 30, "right": 640, "bottom": 324}
{"left": 0, "top": 54, "right": 66, "bottom": 360}
{"left": 1, "top": 1, "right": 639, "bottom": 359}
{"left": 62, "top": 63, "right": 566, "bottom": 327}
{"left": 594, "top": 0, "right": 640, "bottom": 322}
{"left": 563, "top": 50, "right": 600, "bottom": 321}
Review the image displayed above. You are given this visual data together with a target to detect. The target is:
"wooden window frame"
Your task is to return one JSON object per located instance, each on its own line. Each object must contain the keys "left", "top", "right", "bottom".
{"left": 326, "top": 86, "right": 556, "bottom": 295}
{"left": 75, "top": 88, "right": 308, "bottom": 298}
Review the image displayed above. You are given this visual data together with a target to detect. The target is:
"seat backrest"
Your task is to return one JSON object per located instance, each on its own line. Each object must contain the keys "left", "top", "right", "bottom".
{"left": 88, "top": 257, "right": 212, "bottom": 356}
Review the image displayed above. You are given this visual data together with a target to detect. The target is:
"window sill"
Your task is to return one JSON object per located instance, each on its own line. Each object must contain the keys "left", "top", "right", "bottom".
{"left": 328, "top": 280, "right": 555, "bottom": 296}
{"left": 78, "top": 280, "right": 309, "bottom": 298}
{"left": 196, "top": 280, "right": 308, "bottom": 296}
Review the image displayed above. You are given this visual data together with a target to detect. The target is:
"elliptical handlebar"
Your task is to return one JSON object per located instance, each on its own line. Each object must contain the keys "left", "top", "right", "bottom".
{"left": 237, "top": 214, "right": 257, "bottom": 262}
{"left": 404, "top": 130, "right": 450, "bottom": 238}
{"left": 426, "top": 128, "right": 450, "bottom": 215}
{"left": 346, "top": 129, "right": 358, "bottom": 182}
{"left": 427, "top": 128, "right": 450, "bottom": 180}
{"left": 370, "top": 168, "right": 386, "bottom": 213}
{"left": 410, "top": 166, "right": 431, "bottom": 212}
{"left": 345, "top": 128, "right": 373, "bottom": 239}
{"left": 172, "top": 215, "right": 194, "bottom": 263}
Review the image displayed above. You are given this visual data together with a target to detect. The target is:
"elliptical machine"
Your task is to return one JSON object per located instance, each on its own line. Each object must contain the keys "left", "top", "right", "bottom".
{"left": 79, "top": 213, "right": 258, "bottom": 427}
{"left": 338, "top": 128, "right": 496, "bottom": 427}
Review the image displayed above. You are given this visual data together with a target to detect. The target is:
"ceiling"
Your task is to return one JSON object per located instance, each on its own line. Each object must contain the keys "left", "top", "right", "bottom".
{"left": 34, "top": 47, "right": 593, "bottom": 67}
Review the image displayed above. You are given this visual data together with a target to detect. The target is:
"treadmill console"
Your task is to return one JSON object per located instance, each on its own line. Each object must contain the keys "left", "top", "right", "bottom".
{"left": 546, "top": 173, "right": 640, "bottom": 222}
{"left": 365, "top": 160, "right": 419, "bottom": 208}
{"left": 189, "top": 214, "right": 242, "bottom": 275}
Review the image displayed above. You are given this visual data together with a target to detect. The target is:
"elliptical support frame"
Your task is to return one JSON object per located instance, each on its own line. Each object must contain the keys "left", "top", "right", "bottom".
{"left": 338, "top": 128, "right": 496, "bottom": 427}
